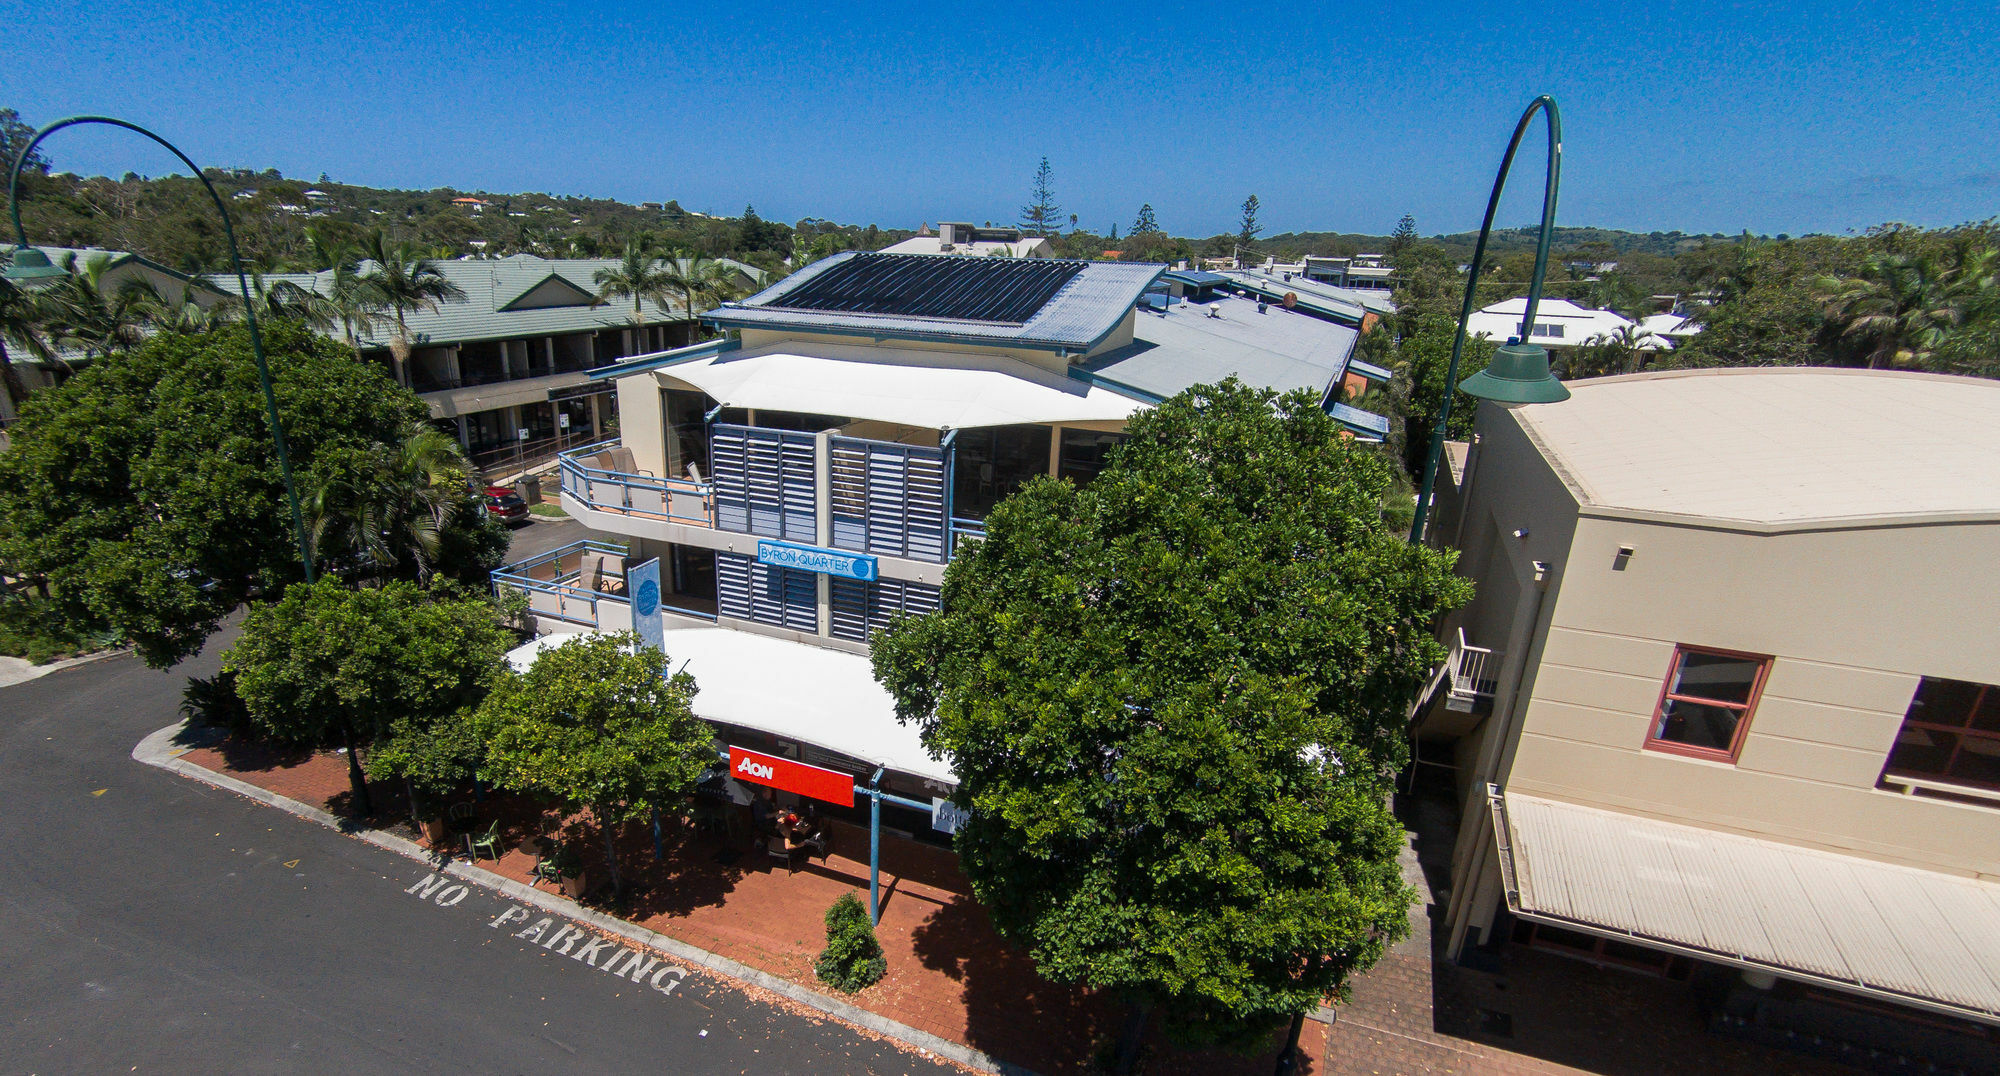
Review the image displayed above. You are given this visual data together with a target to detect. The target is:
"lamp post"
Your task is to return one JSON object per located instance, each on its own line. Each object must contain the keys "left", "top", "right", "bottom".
{"left": 6, "top": 115, "right": 316, "bottom": 584}
{"left": 1407, "top": 96, "right": 1572, "bottom": 546}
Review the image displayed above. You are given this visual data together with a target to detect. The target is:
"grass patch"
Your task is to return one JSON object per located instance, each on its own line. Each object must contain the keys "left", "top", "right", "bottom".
{"left": 529, "top": 502, "right": 569, "bottom": 518}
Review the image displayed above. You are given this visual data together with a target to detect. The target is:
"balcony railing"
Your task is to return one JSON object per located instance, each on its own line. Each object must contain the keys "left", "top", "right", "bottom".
{"left": 1445, "top": 627, "right": 1498, "bottom": 711}
{"left": 950, "top": 516, "right": 986, "bottom": 556}
{"left": 558, "top": 439, "right": 716, "bottom": 527}
{"left": 492, "top": 539, "right": 633, "bottom": 631}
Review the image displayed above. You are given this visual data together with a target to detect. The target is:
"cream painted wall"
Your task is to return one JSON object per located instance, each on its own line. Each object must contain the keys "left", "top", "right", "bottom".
{"left": 617, "top": 374, "right": 669, "bottom": 477}
{"left": 1504, "top": 508, "right": 2000, "bottom": 878}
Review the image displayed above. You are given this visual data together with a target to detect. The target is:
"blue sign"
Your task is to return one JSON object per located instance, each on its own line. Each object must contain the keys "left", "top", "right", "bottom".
{"left": 755, "top": 539, "right": 878, "bottom": 582}
{"left": 628, "top": 557, "right": 663, "bottom": 652}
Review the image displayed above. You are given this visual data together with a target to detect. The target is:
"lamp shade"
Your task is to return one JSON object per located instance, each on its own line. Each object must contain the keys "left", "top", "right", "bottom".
{"left": 4, "top": 246, "right": 68, "bottom": 282}
{"left": 1458, "top": 341, "right": 1571, "bottom": 404}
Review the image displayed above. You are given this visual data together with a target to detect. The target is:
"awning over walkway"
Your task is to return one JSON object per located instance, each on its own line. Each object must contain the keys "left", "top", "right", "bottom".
{"left": 506, "top": 629, "right": 955, "bottom": 786}
{"left": 657, "top": 345, "right": 1145, "bottom": 430}
{"left": 1491, "top": 789, "right": 2000, "bottom": 1024}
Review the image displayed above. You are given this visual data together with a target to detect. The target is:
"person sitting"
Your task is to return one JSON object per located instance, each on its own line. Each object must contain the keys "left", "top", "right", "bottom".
{"left": 750, "top": 788, "right": 778, "bottom": 846}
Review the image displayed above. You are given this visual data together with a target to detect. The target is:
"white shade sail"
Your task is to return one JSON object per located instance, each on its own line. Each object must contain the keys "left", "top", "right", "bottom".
{"left": 657, "top": 345, "right": 1144, "bottom": 430}
{"left": 506, "top": 628, "right": 955, "bottom": 786}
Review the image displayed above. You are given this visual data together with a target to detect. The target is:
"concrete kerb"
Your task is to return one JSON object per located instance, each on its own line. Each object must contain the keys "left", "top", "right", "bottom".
{"left": 0, "top": 645, "right": 133, "bottom": 690}
{"left": 133, "top": 721, "right": 1029, "bottom": 1076}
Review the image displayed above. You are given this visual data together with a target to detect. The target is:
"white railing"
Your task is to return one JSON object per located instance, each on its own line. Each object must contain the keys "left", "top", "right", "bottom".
{"left": 558, "top": 441, "right": 715, "bottom": 527}
{"left": 1447, "top": 627, "right": 1497, "bottom": 707}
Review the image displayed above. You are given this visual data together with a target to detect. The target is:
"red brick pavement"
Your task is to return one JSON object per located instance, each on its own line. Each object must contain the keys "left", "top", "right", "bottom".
{"left": 180, "top": 738, "right": 1327, "bottom": 1075}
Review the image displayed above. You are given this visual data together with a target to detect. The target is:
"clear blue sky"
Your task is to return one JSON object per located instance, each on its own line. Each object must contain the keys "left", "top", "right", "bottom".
{"left": 8, "top": 0, "right": 1996, "bottom": 239}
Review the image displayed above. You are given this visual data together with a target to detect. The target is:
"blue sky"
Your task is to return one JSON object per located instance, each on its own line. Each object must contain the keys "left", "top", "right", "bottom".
{"left": 7, "top": 0, "right": 1997, "bottom": 238}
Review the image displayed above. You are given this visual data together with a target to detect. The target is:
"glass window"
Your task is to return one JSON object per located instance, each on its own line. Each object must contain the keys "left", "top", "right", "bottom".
{"left": 951, "top": 425, "right": 1051, "bottom": 521}
{"left": 1057, "top": 428, "right": 1127, "bottom": 486}
{"left": 1645, "top": 646, "right": 1769, "bottom": 761}
{"left": 1882, "top": 677, "right": 2000, "bottom": 793}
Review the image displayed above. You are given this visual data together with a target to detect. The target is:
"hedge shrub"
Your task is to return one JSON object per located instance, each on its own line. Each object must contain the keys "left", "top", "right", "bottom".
{"left": 814, "top": 893, "right": 886, "bottom": 992}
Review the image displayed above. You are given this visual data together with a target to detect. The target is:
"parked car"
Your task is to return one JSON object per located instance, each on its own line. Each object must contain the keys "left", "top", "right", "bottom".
{"left": 481, "top": 485, "right": 530, "bottom": 525}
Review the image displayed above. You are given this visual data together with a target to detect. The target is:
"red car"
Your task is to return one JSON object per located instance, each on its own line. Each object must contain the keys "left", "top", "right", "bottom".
{"left": 481, "top": 486, "right": 530, "bottom": 524}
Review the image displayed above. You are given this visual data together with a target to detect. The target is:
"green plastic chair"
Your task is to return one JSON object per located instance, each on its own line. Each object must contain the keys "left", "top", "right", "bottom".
{"left": 466, "top": 820, "right": 503, "bottom": 861}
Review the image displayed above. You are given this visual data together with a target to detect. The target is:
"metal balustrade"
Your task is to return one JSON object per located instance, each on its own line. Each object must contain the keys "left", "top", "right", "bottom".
{"left": 1446, "top": 627, "right": 1498, "bottom": 710}
{"left": 491, "top": 539, "right": 636, "bottom": 630}
{"left": 557, "top": 439, "right": 716, "bottom": 526}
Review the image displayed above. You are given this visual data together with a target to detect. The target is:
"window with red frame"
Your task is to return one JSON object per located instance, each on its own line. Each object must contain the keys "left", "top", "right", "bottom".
{"left": 1881, "top": 677, "right": 2000, "bottom": 793}
{"left": 1645, "top": 646, "right": 1770, "bottom": 761}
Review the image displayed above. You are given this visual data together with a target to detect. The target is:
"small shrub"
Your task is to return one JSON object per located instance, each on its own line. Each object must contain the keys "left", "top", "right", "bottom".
{"left": 180, "top": 669, "right": 257, "bottom": 737}
{"left": 814, "top": 893, "right": 886, "bottom": 993}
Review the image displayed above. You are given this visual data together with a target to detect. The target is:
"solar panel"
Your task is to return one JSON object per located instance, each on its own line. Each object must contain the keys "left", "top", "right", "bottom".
{"left": 767, "top": 253, "right": 1087, "bottom": 325}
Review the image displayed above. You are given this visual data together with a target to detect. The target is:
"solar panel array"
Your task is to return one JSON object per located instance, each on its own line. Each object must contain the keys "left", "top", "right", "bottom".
{"left": 766, "top": 253, "right": 1087, "bottom": 325}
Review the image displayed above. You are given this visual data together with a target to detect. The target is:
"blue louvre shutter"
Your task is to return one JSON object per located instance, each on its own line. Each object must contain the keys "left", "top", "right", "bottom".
{"left": 717, "top": 552, "right": 817, "bottom": 632}
{"left": 829, "top": 435, "right": 946, "bottom": 563}
{"left": 710, "top": 426, "right": 749, "bottom": 532}
{"left": 711, "top": 424, "right": 817, "bottom": 539}
{"left": 829, "top": 577, "right": 941, "bottom": 644}
{"left": 830, "top": 440, "right": 869, "bottom": 551}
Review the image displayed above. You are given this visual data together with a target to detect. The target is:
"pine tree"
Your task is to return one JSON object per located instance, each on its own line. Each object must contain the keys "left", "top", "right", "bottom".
{"left": 1237, "top": 194, "right": 1262, "bottom": 250}
{"left": 1389, "top": 214, "right": 1419, "bottom": 254}
{"left": 1132, "top": 203, "right": 1158, "bottom": 235}
{"left": 1018, "top": 157, "right": 1062, "bottom": 237}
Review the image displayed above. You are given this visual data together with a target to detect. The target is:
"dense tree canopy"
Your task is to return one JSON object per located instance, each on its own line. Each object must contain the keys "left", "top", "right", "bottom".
{"left": 871, "top": 380, "right": 1472, "bottom": 1048}
{"left": 481, "top": 633, "right": 717, "bottom": 890}
{"left": 225, "top": 578, "right": 515, "bottom": 811}
{"left": 0, "top": 320, "right": 502, "bottom": 665}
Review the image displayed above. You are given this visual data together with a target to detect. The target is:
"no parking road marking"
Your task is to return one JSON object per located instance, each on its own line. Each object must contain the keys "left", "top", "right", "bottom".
{"left": 405, "top": 873, "right": 687, "bottom": 999}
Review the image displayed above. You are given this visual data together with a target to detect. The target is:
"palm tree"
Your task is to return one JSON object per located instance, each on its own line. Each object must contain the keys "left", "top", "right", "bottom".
{"left": 36, "top": 253, "right": 147, "bottom": 360}
{"left": 593, "top": 240, "right": 672, "bottom": 325}
{"left": 306, "top": 422, "right": 474, "bottom": 583}
{"left": 126, "top": 276, "right": 237, "bottom": 334}
{"left": 659, "top": 251, "right": 754, "bottom": 341}
{"left": 1815, "top": 250, "right": 1977, "bottom": 369}
{"left": 0, "top": 275, "right": 51, "bottom": 414}
{"left": 355, "top": 231, "right": 467, "bottom": 381}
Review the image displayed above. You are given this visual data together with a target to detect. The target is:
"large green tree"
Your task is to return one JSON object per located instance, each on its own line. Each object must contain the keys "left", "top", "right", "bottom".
{"left": 225, "top": 578, "right": 515, "bottom": 814}
{"left": 481, "top": 633, "right": 716, "bottom": 892}
{"left": 0, "top": 320, "right": 497, "bottom": 665}
{"left": 871, "top": 380, "right": 1471, "bottom": 1051}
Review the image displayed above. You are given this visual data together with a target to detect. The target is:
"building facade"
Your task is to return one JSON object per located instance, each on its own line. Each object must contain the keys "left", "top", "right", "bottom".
{"left": 494, "top": 250, "right": 1391, "bottom": 836}
{"left": 1417, "top": 368, "right": 2000, "bottom": 1066}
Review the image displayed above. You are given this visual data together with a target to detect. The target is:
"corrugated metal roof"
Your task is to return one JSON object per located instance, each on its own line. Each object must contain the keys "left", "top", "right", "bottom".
{"left": 259, "top": 254, "right": 761, "bottom": 348}
{"left": 1497, "top": 791, "right": 2000, "bottom": 1022}
{"left": 708, "top": 251, "right": 1164, "bottom": 352}
{"left": 1222, "top": 269, "right": 1397, "bottom": 319}
{"left": 1347, "top": 357, "right": 1394, "bottom": 382}
{"left": 1081, "top": 293, "right": 1359, "bottom": 401}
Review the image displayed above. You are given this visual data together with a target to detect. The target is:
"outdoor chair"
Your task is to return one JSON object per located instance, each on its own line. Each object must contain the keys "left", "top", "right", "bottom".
{"left": 602, "top": 446, "right": 653, "bottom": 477}
{"left": 466, "top": 820, "right": 503, "bottom": 861}
{"left": 530, "top": 839, "right": 564, "bottom": 887}
{"left": 580, "top": 552, "right": 625, "bottom": 596}
{"left": 446, "top": 801, "right": 479, "bottom": 837}
{"left": 766, "top": 840, "right": 802, "bottom": 874}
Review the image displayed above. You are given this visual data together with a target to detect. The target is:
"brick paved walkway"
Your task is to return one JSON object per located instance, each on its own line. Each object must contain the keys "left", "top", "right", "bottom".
{"left": 179, "top": 734, "right": 1327, "bottom": 1074}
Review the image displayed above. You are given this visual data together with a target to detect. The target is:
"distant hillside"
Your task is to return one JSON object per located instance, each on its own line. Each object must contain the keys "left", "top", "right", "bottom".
{"left": 10, "top": 164, "right": 915, "bottom": 276}
{"left": 1260, "top": 226, "right": 1746, "bottom": 261}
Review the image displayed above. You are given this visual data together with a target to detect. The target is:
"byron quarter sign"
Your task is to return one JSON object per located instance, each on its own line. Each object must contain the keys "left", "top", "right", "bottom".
{"left": 754, "top": 539, "right": 878, "bottom": 582}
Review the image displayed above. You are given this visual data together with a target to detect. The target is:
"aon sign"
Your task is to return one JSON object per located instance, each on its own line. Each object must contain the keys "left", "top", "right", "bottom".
{"left": 726, "top": 746, "right": 856, "bottom": 807}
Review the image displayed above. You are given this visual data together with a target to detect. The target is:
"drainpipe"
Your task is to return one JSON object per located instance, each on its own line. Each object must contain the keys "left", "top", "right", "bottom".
{"left": 1443, "top": 557, "right": 1552, "bottom": 960}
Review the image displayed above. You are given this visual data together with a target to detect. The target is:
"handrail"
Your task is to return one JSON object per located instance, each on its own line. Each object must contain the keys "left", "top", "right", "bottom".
{"left": 558, "top": 442, "right": 716, "bottom": 526}
{"left": 492, "top": 538, "right": 626, "bottom": 579}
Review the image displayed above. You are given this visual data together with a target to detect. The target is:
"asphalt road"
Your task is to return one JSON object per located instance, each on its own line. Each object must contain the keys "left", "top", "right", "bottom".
{"left": 0, "top": 632, "right": 957, "bottom": 1075}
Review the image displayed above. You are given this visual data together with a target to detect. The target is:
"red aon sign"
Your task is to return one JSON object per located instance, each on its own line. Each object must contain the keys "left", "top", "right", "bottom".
{"left": 727, "top": 746, "right": 855, "bottom": 807}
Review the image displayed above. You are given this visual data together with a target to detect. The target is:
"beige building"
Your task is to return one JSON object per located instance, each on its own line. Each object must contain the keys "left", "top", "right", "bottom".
{"left": 1418, "top": 368, "right": 2000, "bottom": 1059}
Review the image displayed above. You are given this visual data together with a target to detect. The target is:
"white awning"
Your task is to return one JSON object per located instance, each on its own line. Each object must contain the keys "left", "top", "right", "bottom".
{"left": 656, "top": 345, "right": 1145, "bottom": 430}
{"left": 506, "top": 629, "right": 954, "bottom": 786}
{"left": 1492, "top": 790, "right": 2000, "bottom": 1023}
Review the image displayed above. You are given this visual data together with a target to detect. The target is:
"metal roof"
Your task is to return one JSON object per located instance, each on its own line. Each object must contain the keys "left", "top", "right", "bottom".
{"left": 1509, "top": 368, "right": 2000, "bottom": 529}
{"left": 1162, "top": 269, "right": 1228, "bottom": 288}
{"left": 1493, "top": 789, "right": 2000, "bottom": 1024}
{"left": 708, "top": 251, "right": 1165, "bottom": 353}
{"left": 1222, "top": 269, "right": 1397, "bottom": 320}
{"left": 1347, "top": 357, "right": 1394, "bottom": 382}
{"left": 1079, "top": 292, "right": 1361, "bottom": 402}
{"left": 258, "top": 254, "right": 762, "bottom": 349}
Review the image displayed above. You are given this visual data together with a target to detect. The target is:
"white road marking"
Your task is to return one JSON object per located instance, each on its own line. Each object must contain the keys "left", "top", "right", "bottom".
{"left": 406, "top": 872, "right": 686, "bottom": 998}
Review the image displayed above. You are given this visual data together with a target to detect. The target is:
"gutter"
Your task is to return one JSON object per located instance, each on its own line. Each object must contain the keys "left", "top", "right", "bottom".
{"left": 586, "top": 337, "right": 739, "bottom": 380}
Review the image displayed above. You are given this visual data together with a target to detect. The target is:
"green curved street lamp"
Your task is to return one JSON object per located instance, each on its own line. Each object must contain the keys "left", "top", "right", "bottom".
{"left": 6, "top": 115, "right": 315, "bottom": 583}
{"left": 1407, "top": 96, "right": 1572, "bottom": 545}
